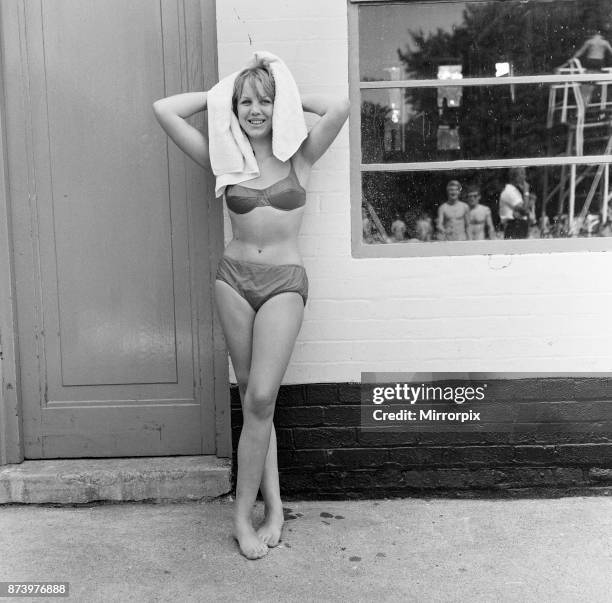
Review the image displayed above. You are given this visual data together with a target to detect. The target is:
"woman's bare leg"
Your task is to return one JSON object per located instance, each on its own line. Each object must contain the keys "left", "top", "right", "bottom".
{"left": 256, "top": 424, "right": 283, "bottom": 546}
{"left": 234, "top": 292, "right": 304, "bottom": 555}
{"left": 236, "top": 381, "right": 282, "bottom": 545}
{"left": 235, "top": 388, "right": 282, "bottom": 545}
{"left": 214, "top": 281, "right": 266, "bottom": 559}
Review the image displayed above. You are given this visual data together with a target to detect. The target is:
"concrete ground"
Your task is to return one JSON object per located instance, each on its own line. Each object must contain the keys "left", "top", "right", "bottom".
{"left": 1, "top": 496, "right": 611, "bottom": 603}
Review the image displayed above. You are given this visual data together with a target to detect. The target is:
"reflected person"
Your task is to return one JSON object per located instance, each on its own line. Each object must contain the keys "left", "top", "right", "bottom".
{"left": 573, "top": 30, "right": 612, "bottom": 71}
{"left": 466, "top": 184, "right": 495, "bottom": 240}
{"left": 390, "top": 213, "right": 407, "bottom": 242}
{"left": 499, "top": 167, "right": 530, "bottom": 239}
{"left": 436, "top": 180, "right": 470, "bottom": 241}
{"left": 572, "top": 30, "right": 612, "bottom": 105}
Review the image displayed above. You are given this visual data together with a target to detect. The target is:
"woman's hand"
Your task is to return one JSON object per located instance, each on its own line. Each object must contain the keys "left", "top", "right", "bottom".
{"left": 152, "top": 92, "right": 210, "bottom": 168}
{"left": 299, "top": 94, "right": 350, "bottom": 165}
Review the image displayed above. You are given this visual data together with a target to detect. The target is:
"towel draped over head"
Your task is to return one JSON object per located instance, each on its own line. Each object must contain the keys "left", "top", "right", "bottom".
{"left": 207, "top": 51, "right": 308, "bottom": 198}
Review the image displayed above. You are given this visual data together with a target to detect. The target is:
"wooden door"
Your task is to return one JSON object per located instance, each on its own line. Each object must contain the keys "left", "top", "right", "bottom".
{"left": 1, "top": 0, "right": 226, "bottom": 457}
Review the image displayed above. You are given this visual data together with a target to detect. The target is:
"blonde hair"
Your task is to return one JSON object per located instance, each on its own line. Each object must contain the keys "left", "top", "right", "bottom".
{"left": 231, "top": 60, "right": 275, "bottom": 116}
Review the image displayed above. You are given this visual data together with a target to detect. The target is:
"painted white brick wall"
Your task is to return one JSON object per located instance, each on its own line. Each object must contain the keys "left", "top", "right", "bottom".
{"left": 216, "top": 0, "right": 612, "bottom": 383}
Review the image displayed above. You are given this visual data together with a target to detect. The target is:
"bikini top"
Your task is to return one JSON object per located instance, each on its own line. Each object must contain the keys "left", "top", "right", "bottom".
{"left": 225, "top": 161, "right": 306, "bottom": 214}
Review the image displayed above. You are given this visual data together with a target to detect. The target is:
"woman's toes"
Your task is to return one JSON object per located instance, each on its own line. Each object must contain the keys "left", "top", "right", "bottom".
{"left": 256, "top": 515, "right": 284, "bottom": 547}
{"left": 245, "top": 541, "right": 268, "bottom": 560}
{"left": 233, "top": 524, "right": 269, "bottom": 560}
{"left": 258, "top": 530, "right": 271, "bottom": 545}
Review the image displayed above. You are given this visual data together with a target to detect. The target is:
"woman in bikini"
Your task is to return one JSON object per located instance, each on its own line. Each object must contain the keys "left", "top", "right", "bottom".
{"left": 153, "top": 59, "right": 349, "bottom": 559}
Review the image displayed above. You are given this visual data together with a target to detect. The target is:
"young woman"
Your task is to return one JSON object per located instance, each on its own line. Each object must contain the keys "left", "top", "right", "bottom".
{"left": 153, "top": 59, "right": 349, "bottom": 560}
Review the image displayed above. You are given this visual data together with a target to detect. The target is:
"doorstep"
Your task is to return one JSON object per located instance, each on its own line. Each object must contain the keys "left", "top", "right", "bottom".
{"left": 0, "top": 456, "right": 232, "bottom": 504}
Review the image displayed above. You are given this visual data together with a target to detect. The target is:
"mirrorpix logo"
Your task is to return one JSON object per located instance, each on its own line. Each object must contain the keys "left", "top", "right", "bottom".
{"left": 369, "top": 381, "right": 484, "bottom": 423}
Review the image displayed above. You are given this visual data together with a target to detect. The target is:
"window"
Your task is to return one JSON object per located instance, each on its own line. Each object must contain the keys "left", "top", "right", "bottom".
{"left": 349, "top": 0, "right": 612, "bottom": 256}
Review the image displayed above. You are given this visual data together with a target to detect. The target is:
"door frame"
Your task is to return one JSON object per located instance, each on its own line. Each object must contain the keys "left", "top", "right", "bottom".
{"left": 0, "top": 0, "right": 229, "bottom": 465}
{"left": 0, "top": 10, "right": 22, "bottom": 465}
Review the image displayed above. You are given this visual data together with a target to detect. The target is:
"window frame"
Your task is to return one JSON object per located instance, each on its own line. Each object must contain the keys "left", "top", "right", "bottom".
{"left": 348, "top": 0, "right": 612, "bottom": 257}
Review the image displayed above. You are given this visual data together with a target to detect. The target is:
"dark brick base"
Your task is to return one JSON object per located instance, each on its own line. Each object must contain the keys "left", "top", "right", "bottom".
{"left": 230, "top": 380, "right": 612, "bottom": 498}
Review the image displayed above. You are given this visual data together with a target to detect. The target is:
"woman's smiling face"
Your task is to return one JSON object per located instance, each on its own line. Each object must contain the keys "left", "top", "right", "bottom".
{"left": 236, "top": 79, "right": 274, "bottom": 139}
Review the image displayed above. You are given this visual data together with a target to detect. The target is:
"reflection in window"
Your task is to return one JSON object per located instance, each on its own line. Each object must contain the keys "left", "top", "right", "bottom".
{"left": 361, "top": 165, "right": 612, "bottom": 244}
{"left": 359, "top": 0, "right": 612, "bottom": 81}
{"left": 355, "top": 0, "right": 612, "bottom": 250}
{"left": 361, "top": 82, "right": 612, "bottom": 162}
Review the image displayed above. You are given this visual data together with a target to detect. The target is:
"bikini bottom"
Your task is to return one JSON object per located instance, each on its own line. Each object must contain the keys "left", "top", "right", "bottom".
{"left": 215, "top": 256, "right": 308, "bottom": 312}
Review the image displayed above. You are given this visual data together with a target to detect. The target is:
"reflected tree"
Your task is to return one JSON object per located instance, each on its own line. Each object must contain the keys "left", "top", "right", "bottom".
{"left": 397, "top": 0, "right": 611, "bottom": 163}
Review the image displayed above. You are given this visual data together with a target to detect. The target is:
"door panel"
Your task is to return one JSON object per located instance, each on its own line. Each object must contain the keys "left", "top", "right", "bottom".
{"left": 3, "top": 0, "right": 221, "bottom": 457}
{"left": 44, "top": 1, "right": 179, "bottom": 385}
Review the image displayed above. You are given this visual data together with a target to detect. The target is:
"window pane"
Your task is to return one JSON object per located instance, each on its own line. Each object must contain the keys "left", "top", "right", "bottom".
{"left": 361, "top": 82, "right": 612, "bottom": 163}
{"left": 359, "top": 0, "right": 612, "bottom": 80}
{"left": 361, "top": 165, "right": 612, "bottom": 244}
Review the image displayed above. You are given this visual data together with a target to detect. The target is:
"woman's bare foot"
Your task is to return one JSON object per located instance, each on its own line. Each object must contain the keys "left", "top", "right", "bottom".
{"left": 256, "top": 507, "right": 284, "bottom": 547}
{"left": 233, "top": 519, "right": 268, "bottom": 560}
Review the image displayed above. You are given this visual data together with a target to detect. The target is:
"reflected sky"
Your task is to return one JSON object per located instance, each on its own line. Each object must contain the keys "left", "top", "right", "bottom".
{"left": 359, "top": 1, "right": 467, "bottom": 80}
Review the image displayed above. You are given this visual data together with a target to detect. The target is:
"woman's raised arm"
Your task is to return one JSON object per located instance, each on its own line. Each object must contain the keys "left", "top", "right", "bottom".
{"left": 152, "top": 92, "right": 210, "bottom": 168}
{"left": 299, "top": 94, "right": 350, "bottom": 166}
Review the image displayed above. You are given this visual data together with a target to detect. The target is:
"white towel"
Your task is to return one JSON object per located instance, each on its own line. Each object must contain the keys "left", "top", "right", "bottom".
{"left": 207, "top": 51, "right": 308, "bottom": 198}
